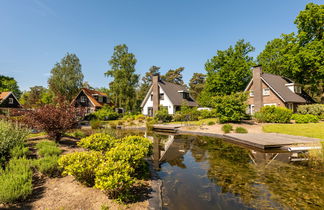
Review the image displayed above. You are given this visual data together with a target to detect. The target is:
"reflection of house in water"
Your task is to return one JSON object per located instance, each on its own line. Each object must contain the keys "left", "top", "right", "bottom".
{"left": 249, "top": 149, "right": 309, "bottom": 165}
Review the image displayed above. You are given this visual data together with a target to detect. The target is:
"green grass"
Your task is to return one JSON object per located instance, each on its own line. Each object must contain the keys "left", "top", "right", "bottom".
{"left": 35, "top": 140, "right": 62, "bottom": 157}
{"left": 166, "top": 118, "right": 219, "bottom": 126}
{"left": 27, "top": 132, "right": 47, "bottom": 138}
{"left": 263, "top": 122, "right": 324, "bottom": 139}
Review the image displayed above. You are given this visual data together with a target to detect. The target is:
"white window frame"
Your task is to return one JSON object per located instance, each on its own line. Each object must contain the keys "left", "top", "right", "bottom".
{"left": 249, "top": 90, "right": 254, "bottom": 97}
{"left": 264, "top": 103, "right": 277, "bottom": 107}
{"left": 295, "top": 86, "right": 302, "bottom": 94}
{"left": 288, "top": 103, "right": 294, "bottom": 110}
{"left": 263, "top": 88, "right": 270, "bottom": 96}
{"left": 81, "top": 96, "right": 86, "bottom": 103}
{"left": 8, "top": 98, "right": 14, "bottom": 104}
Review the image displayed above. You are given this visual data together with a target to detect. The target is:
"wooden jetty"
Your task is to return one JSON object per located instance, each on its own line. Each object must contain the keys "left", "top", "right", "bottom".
{"left": 152, "top": 124, "right": 182, "bottom": 133}
{"left": 223, "top": 133, "right": 321, "bottom": 150}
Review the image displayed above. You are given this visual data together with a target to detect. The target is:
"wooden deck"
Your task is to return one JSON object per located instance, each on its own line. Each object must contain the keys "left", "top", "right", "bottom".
{"left": 152, "top": 124, "right": 182, "bottom": 133}
{"left": 224, "top": 133, "right": 321, "bottom": 149}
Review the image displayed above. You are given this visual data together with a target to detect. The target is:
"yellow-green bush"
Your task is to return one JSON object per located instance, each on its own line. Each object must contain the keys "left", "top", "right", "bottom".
{"left": 121, "top": 136, "right": 152, "bottom": 153}
{"left": 58, "top": 151, "right": 104, "bottom": 186}
{"left": 78, "top": 133, "right": 120, "bottom": 151}
{"left": 35, "top": 140, "right": 61, "bottom": 157}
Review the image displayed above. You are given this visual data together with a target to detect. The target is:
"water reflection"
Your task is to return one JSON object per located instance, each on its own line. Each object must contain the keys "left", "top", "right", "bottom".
{"left": 150, "top": 133, "right": 324, "bottom": 210}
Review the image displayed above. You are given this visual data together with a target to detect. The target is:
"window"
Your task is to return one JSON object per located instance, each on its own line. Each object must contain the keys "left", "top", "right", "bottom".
{"left": 8, "top": 98, "right": 14, "bottom": 104}
{"left": 150, "top": 94, "right": 153, "bottom": 101}
{"left": 249, "top": 90, "right": 254, "bottom": 97}
{"left": 81, "top": 96, "right": 86, "bottom": 102}
{"left": 264, "top": 103, "right": 277, "bottom": 107}
{"left": 295, "top": 86, "right": 302, "bottom": 94}
{"left": 160, "top": 93, "right": 164, "bottom": 100}
{"left": 98, "top": 96, "right": 103, "bottom": 103}
{"left": 263, "top": 88, "right": 270, "bottom": 96}
{"left": 287, "top": 103, "right": 294, "bottom": 110}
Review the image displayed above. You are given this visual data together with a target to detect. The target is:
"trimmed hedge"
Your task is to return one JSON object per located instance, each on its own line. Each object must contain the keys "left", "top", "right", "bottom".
{"left": 297, "top": 104, "right": 324, "bottom": 117}
{"left": 292, "top": 114, "right": 319, "bottom": 123}
{"left": 78, "top": 133, "right": 119, "bottom": 151}
{"left": 254, "top": 106, "right": 292, "bottom": 123}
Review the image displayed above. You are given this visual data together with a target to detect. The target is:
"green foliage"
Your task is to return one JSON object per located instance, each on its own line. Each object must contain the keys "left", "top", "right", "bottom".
{"left": 173, "top": 105, "right": 200, "bottom": 122}
{"left": 0, "top": 75, "right": 22, "bottom": 98}
{"left": 297, "top": 104, "right": 324, "bottom": 116}
{"left": 68, "top": 130, "right": 87, "bottom": 139}
{"left": 10, "top": 145, "right": 29, "bottom": 159}
{"left": 201, "top": 39, "right": 254, "bottom": 99}
{"left": 78, "top": 133, "right": 119, "bottom": 151}
{"left": 0, "top": 158, "right": 33, "bottom": 203}
{"left": 198, "top": 109, "right": 215, "bottom": 119}
{"left": 20, "top": 86, "right": 54, "bottom": 108}
{"left": 222, "top": 124, "right": 233, "bottom": 133}
{"left": 292, "top": 114, "right": 319, "bottom": 123}
{"left": 105, "top": 44, "right": 139, "bottom": 112}
{"left": 58, "top": 151, "right": 104, "bottom": 186}
{"left": 205, "top": 92, "right": 248, "bottom": 123}
{"left": 93, "top": 105, "right": 119, "bottom": 120}
{"left": 235, "top": 127, "right": 248, "bottom": 133}
{"left": 154, "top": 107, "right": 172, "bottom": 122}
{"left": 254, "top": 106, "right": 293, "bottom": 123}
{"left": 146, "top": 118, "right": 157, "bottom": 131}
{"left": 90, "top": 119, "right": 102, "bottom": 129}
{"left": 207, "top": 121, "right": 216, "bottom": 126}
{"left": 0, "top": 120, "right": 30, "bottom": 165}
{"left": 138, "top": 66, "right": 160, "bottom": 104}
{"left": 35, "top": 141, "right": 62, "bottom": 157}
{"left": 48, "top": 53, "right": 84, "bottom": 101}
{"left": 35, "top": 155, "right": 60, "bottom": 177}
{"left": 189, "top": 73, "right": 206, "bottom": 100}
{"left": 161, "top": 67, "right": 185, "bottom": 85}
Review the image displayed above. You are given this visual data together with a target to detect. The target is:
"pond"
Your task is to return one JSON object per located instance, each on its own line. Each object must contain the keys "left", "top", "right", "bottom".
{"left": 116, "top": 130, "right": 324, "bottom": 209}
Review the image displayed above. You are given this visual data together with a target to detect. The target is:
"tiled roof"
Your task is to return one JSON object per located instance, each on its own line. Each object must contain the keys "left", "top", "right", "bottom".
{"left": 71, "top": 88, "right": 108, "bottom": 108}
{"left": 0, "top": 92, "right": 11, "bottom": 101}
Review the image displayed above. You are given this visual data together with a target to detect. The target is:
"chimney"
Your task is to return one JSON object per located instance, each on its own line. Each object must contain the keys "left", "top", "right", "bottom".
{"left": 253, "top": 65, "right": 263, "bottom": 112}
{"left": 152, "top": 73, "right": 160, "bottom": 115}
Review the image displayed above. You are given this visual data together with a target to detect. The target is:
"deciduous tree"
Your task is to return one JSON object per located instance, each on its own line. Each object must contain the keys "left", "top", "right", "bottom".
{"left": 161, "top": 67, "right": 185, "bottom": 85}
{"left": 189, "top": 73, "right": 206, "bottom": 100}
{"left": 0, "top": 75, "right": 21, "bottom": 98}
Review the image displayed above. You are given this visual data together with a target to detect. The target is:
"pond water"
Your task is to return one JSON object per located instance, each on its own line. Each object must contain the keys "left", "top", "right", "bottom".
{"left": 115, "top": 130, "right": 324, "bottom": 209}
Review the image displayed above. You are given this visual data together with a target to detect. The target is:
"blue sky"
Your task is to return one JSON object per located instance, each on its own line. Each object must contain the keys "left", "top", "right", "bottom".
{"left": 0, "top": 0, "right": 317, "bottom": 91}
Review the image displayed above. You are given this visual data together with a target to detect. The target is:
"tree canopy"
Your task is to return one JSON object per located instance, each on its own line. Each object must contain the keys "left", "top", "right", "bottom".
{"left": 189, "top": 73, "right": 206, "bottom": 100}
{"left": 138, "top": 65, "right": 160, "bottom": 102}
{"left": 0, "top": 75, "right": 21, "bottom": 98}
{"left": 20, "top": 86, "right": 54, "bottom": 108}
{"left": 161, "top": 67, "right": 185, "bottom": 85}
{"left": 105, "top": 44, "right": 139, "bottom": 111}
{"left": 48, "top": 53, "right": 84, "bottom": 102}
{"left": 200, "top": 39, "right": 255, "bottom": 103}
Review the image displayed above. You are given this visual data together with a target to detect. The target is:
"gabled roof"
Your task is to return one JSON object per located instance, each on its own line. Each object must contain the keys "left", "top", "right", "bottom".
{"left": 72, "top": 88, "right": 108, "bottom": 108}
{"left": 246, "top": 73, "right": 314, "bottom": 103}
{"left": 0, "top": 91, "right": 22, "bottom": 107}
{"left": 141, "top": 80, "right": 198, "bottom": 107}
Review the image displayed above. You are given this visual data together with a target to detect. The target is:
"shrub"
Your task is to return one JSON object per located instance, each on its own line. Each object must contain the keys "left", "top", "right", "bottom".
{"left": 35, "top": 141, "right": 62, "bottom": 157}
{"left": 292, "top": 114, "right": 319, "bottom": 123}
{"left": 235, "top": 127, "right": 248, "bottom": 133}
{"left": 0, "top": 158, "right": 33, "bottom": 203}
{"left": 95, "top": 160, "right": 136, "bottom": 202}
{"left": 78, "top": 133, "right": 119, "bottom": 151}
{"left": 173, "top": 105, "right": 200, "bottom": 122}
{"left": 68, "top": 130, "right": 87, "bottom": 139}
{"left": 209, "top": 92, "right": 248, "bottom": 123}
{"left": 199, "top": 109, "right": 215, "bottom": 119}
{"left": 10, "top": 145, "right": 29, "bottom": 159}
{"left": 254, "top": 106, "right": 292, "bottom": 123}
{"left": 297, "top": 104, "right": 324, "bottom": 116}
{"left": 22, "top": 103, "right": 84, "bottom": 142}
{"left": 58, "top": 151, "right": 104, "bottom": 186}
{"left": 222, "top": 124, "right": 233, "bottom": 133}
{"left": 0, "top": 120, "right": 30, "bottom": 165}
{"left": 207, "top": 121, "right": 216, "bottom": 126}
{"left": 154, "top": 107, "right": 172, "bottom": 122}
{"left": 146, "top": 118, "right": 157, "bottom": 131}
{"left": 35, "top": 155, "right": 60, "bottom": 177}
{"left": 90, "top": 119, "right": 102, "bottom": 129}
{"left": 93, "top": 105, "right": 119, "bottom": 120}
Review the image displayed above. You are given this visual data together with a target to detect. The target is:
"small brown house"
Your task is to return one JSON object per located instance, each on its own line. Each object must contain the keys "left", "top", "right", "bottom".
{"left": 71, "top": 88, "right": 110, "bottom": 113}
{"left": 0, "top": 91, "right": 22, "bottom": 109}
{"left": 245, "top": 66, "right": 314, "bottom": 114}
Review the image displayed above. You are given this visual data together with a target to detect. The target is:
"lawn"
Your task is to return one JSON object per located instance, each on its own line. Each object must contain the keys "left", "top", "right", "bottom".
{"left": 263, "top": 122, "right": 324, "bottom": 139}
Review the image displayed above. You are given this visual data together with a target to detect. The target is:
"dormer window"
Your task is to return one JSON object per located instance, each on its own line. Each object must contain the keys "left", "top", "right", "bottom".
{"left": 295, "top": 86, "right": 302, "bottom": 94}
{"left": 178, "top": 90, "right": 189, "bottom": 99}
{"left": 263, "top": 88, "right": 270, "bottom": 96}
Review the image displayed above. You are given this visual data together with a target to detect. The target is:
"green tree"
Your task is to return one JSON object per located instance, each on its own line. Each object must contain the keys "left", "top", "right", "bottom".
{"left": 138, "top": 66, "right": 160, "bottom": 101}
{"left": 48, "top": 53, "right": 84, "bottom": 102}
{"left": 20, "top": 86, "right": 54, "bottom": 108}
{"left": 201, "top": 39, "right": 255, "bottom": 100}
{"left": 189, "top": 73, "right": 206, "bottom": 100}
{"left": 257, "top": 3, "right": 324, "bottom": 101}
{"left": 161, "top": 67, "right": 185, "bottom": 85}
{"left": 0, "top": 75, "right": 21, "bottom": 98}
{"left": 105, "top": 44, "right": 139, "bottom": 112}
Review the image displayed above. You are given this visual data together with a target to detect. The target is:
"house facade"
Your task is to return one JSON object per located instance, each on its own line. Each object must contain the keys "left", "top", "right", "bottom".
{"left": 141, "top": 74, "right": 198, "bottom": 116}
{"left": 245, "top": 66, "right": 314, "bottom": 114}
{"left": 0, "top": 92, "right": 22, "bottom": 109}
{"left": 71, "top": 88, "right": 110, "bottom": 113}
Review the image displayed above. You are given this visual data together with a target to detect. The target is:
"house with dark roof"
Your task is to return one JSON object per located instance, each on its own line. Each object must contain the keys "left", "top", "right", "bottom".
{"left": 0, "top": 91, "right": 22, "bottom": 108}
{"left": 141, "top": 74, "right": 198, "bottom": 116}
{"left": 245, "top": 66, "right": 314, "bottom": 114}
{"left": 71, "top": 88, "right": 111, "bottom": 113}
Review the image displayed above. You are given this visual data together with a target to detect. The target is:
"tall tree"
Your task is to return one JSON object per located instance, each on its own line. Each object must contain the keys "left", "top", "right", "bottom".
{"left": 189, "top": 73, "right": 206, "bottom": 100}
{"left": 48, "top": 53, "right": 84, "bottom": 102}
{"left": 161, "top": 67, "right": 185, "bottom": 85}
{"left": 0, "top": 75, "right": 21, "bottom": 98}
{"left": 201, "top": 39, "right": 255, "bottom": 100}
{"left": 138, "top": 66, "right": 160, "bottom": 101}
{"left": 105, "top": 44, "right": 139, "bottom": 111}
{"left": 258, "top": 3, "right": 323, "bottom": 101}
{"left": 20, "top": 86, "right": 54, "bottom": 108}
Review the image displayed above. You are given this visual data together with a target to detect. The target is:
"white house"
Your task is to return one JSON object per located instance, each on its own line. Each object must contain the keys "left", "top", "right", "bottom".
{"left": 141, "top": 74, "right": 198, "bottom": 116}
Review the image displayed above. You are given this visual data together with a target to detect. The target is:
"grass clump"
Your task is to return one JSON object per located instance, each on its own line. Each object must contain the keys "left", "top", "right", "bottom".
{"left": 235, "top": 127, "right": 248, "bottom": 133}
{"left": 0, "top": 158, "right": 33, "bottom": 203}
{"left": 207, "top": 121, "right": 216, "bottom": 126}
{"left": 35, "top": 141, "right": 62, "bottom": 157}
{"left": 222, "top": 124, "right": 233, "bottom": 133}
{"left": 35, "top": 155, "right": 60, "bottom": 177}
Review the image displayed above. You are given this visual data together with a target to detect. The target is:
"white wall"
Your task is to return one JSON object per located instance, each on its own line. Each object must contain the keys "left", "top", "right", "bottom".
{"left": 142, "top": 85, "right": 175, "bottom": 115}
